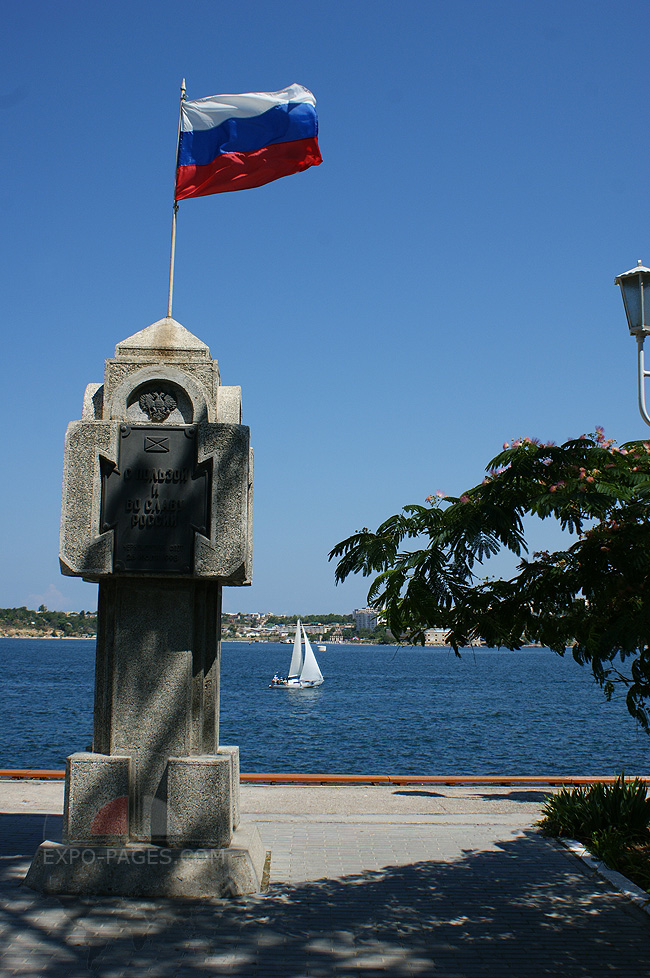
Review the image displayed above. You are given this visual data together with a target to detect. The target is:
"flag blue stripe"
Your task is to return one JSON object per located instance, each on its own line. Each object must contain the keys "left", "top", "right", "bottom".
{"left": 178, "top": 102, "right": 318, "bottom": 167}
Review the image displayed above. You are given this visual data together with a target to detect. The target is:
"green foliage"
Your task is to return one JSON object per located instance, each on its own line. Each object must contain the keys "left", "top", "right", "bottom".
{"left": 537, "top": 776, "right": 650, "bottom": 892}
{"left": 537, "top": 776, "right": 650, "bottom": 840}
{"left": 0, "top": 606, "right": 97, "bottom": 636}
{"left": 330, "top": 430, "right": 650, "bottom": 729}
{"left": 588, "top": 827, "right": 630, "bottom": 867}
{"left": 264, "top": 614, "right": 354, "bottom": 625}
{"left": 589, "top": 833, "right": 650, "bottom": 891}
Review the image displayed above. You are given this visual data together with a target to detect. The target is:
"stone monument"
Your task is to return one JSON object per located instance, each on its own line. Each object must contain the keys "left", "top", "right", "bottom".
{"left": 25, "top": 317, "right": 264, "bottom": 897}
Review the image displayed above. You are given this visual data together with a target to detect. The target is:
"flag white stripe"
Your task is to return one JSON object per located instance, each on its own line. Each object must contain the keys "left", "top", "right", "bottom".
{"left": 181, "top": 84, "right": 316, "bottom": 132}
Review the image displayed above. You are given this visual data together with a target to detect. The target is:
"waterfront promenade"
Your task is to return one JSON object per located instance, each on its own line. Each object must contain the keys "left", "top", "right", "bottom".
{"left": 2, "top": 779, "right": 650, "bottom": 976}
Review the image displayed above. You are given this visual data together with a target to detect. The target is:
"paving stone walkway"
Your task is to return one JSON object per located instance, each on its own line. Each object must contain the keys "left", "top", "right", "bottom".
{"left": 1, "top": 782, "right": 650, "bottom": 976}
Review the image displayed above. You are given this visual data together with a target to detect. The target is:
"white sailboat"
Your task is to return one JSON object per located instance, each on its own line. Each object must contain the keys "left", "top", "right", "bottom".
{"left": 270, "top": 620, "right": 324, "bottom": 688}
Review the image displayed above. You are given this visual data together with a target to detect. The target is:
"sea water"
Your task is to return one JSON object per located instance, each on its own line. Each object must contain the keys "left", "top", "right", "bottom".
{"left": 0, "top": 639, "right": 648, "bottom": 775}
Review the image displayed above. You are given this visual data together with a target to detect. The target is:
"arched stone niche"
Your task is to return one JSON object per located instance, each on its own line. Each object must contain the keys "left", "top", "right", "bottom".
{"left": 105, "top": 365, "right": 212, "bottom": 424}
{"left": 126, "top": 380, "right": 193, "bottom": 424}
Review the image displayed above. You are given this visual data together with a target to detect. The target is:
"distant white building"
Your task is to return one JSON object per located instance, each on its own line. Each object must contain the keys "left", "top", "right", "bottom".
{"left": 424, "top": 628, "right": 450, "bottom": 646}
{"left": 354, "top": 607, "right": 379, "bottom": 631}
{"left": 424, "top": 628, "right": 485, "bottom": 647}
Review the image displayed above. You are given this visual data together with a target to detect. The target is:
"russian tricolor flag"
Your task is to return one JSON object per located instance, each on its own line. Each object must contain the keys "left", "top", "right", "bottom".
{"left": 175, "top": 83, "right": 322, "bottom": 200}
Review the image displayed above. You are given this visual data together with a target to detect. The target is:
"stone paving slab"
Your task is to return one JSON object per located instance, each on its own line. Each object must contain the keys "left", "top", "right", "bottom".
{"left": 1, "top": 781, "right": 650, "bottom": 976}
{"left": 240, "top": 783, "right": 554, "bottom": 819}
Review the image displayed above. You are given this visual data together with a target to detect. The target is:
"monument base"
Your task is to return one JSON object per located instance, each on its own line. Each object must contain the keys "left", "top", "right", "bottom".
{"left": 24, "top": 825, "right": 266, "bottom": 898}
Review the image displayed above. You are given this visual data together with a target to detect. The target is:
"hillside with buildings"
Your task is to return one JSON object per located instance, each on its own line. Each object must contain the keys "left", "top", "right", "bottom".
{"left": 222, "top": 608, "right": 391, "bottom": 643}
{"left": 0, "top": 606, "right": 98, "bottom": 638}
{"left": 0, "top": 606, "right": 457, "bottom": 644}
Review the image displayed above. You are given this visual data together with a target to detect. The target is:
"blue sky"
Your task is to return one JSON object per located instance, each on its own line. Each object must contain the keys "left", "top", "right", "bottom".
{"left": 1, "top": 0, "right": 648, "bottom": 615}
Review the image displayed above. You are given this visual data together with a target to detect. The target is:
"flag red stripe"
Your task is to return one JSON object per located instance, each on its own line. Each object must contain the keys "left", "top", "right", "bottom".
{"left": 175, "top": 137, "right": 322, "bottom": 200}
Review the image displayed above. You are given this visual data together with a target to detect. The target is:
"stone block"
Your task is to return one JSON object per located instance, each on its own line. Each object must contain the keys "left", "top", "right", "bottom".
{"left": 218, "top": 745, "right": 241, "bottom": 829}
{"left": 92, "top": 579, "right": 221, "bottom": 842}
{"left": 216, "top": 385, "right": 242, "bottom": 423}
{"left": 195, "top": 423, "right": 252, "bottom": 583}
{"left": 63, "top": 752, "right": 130, "bottom": 844}
{"left": 167, "top": 755, "right": 232, "bottom": 847}
{"left": 59, "top": 421, "right": 118, "bottom": 578}
{"left": 82, "top": 383, "right": 104, "bottom": 420}
{"left": 24, "top": 825, "right": 265, "bottom": 898}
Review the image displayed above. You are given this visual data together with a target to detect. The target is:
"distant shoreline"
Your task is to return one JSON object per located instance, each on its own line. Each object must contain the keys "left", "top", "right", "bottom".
{"left": 0, "top": 633, "right": 543, "bottom": 649}
{"left": 0, "top": 631, "right": 96, "bottom": 640}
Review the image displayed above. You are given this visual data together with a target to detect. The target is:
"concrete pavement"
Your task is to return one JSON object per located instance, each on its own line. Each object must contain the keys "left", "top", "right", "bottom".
{"left": 2, "top": 779, "right": 650, "bottom": 976}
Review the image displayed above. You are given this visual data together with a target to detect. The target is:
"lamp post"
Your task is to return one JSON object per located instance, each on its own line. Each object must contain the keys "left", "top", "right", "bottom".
{"left": 615, "top": 260, "right": 650, "bottom": 427}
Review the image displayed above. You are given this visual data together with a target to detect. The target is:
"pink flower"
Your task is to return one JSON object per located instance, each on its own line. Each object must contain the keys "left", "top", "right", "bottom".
{"left": 503, "top": 442, "right": 510, "bottom": 449}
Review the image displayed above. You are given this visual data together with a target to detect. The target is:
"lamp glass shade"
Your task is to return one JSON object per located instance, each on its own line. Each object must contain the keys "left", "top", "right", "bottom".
{"left": 616, "top": 266, "right": 650, "bottom": 334}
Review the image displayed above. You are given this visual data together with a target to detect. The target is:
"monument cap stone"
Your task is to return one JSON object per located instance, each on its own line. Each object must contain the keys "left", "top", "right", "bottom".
{"left": 114, "top": 316, "right": 213, "bottom": 356}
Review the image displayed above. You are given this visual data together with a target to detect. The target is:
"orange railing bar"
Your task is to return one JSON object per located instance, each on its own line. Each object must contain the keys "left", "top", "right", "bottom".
{"left": 0, "top": 769, "right": 647, "bottom": 786}
{"left": 240, "top": 773, "right": 649, "bottom": 786}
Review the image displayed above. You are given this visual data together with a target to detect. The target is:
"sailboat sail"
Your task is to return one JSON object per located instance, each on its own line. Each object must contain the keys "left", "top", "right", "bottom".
{"left": 299, "top": 625, "right": 324, "bottom": 684}
{"left": 270, "top": 619, "right": 324, "bottom": 687}
{"left": 288, "top": 620, "right": 303, "bottom": 678}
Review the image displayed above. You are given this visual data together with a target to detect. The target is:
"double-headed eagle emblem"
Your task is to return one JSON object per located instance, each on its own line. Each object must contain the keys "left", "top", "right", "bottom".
{"left": 139, "top": 391, "right": 177, "bottom": 423}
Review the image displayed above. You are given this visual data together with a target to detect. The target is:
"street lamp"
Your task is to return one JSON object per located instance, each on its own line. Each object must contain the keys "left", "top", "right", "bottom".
{"left": 615, "top": 260, "right": 650, "bottom": 427}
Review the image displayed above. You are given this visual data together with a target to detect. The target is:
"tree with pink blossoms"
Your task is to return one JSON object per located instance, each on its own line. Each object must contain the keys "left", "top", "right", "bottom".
{"left": 330, "top": 429, "right": 650, "bottom": 730}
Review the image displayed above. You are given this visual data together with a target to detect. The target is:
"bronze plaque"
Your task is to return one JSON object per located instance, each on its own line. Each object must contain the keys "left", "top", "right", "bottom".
{"left": 100, "top": 425, "right": 209, "bottom": 574}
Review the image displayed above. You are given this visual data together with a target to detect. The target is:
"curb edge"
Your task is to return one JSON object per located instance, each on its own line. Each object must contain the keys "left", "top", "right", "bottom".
{"left": 559, "top": 837, "right": 650, "bottom": 916}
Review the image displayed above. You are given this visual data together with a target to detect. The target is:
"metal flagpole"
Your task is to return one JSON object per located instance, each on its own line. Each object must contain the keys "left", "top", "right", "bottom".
{"left": 167, "top": 77, "right": 186, "bottom": 319}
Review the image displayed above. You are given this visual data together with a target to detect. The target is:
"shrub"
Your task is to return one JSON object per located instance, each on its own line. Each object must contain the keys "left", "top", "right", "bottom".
{"left": 589, "top": 829, "right": 650, "bottom": 891}
{"left": 537, "top": 774, "right": 650, "bottom": 841}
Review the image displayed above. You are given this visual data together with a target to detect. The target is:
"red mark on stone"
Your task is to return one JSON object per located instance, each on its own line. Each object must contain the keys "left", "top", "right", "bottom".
{"left": 91, "top": 796, "right": 129, "bottom": 835}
